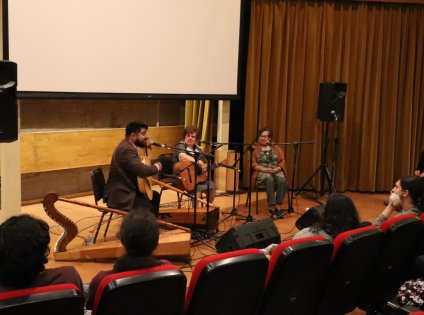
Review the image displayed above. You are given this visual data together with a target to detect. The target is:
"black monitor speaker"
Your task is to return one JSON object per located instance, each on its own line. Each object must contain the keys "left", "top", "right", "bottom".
{"left": 317, "top": 82, "right": 347, "bottom": 122}
{"left": 295, "top": 205, "right": 325, "bottom": 230}
{"left": 0, "top": 61, "right": 18, "bottom": 143}
{"left": 215, "top": 218, "right": 281, "bottom": 253}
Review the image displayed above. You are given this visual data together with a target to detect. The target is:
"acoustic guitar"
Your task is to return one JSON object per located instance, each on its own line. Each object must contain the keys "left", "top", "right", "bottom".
{"left": 173, "top": 160, "right": 235, "bottom": 191}
{"left": 137, "top": 147, "right": 153, "bottom": 200}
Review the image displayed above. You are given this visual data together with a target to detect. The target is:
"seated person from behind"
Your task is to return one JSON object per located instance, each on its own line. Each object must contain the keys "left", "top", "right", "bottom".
{"left": 374, "top": 175, "right": 424, "bottom": 226}
{"left": 252, "top": 127, "right": 288, "bottom": 218}
{"left": 293, "top": 193, "right": 361, "bottom": 241}
{"left": 415, "top": 150, "right": 424, "bottom": 177}
{"left": 103, "top": 121, "right": 162, "bottom": 215}
{"left": 174, "top": 125, "right": 216, "bottom": 203}
{"left": 86, "top": 210, "right": 171, "bottom": 310}
{"left": 0, "top": 214, "right": 84, "bottom": 293}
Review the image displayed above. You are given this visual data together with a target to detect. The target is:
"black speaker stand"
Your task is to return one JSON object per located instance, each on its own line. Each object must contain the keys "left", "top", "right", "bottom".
{"left": 296, "top": 121, "right": 336, "bottom": 197}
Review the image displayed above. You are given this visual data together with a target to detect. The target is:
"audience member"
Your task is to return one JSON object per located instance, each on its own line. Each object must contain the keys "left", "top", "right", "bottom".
{"left": 0, "top": 214, "right": 83, "bottom": 293}
{"left": 86, "top": 210, "right": 170, "bottom": 310}
{"left": 415, "top": 150, "right": 424, "bottom": 177}
{"left": 293, "top": 193, "right": 360, "bottom": 241}
{"left": 374, "top": 176, "right": 424, "bottom": 226}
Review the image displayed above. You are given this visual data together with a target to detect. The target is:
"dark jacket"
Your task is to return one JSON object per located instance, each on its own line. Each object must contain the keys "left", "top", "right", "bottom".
{"left": 104, "top": 139, "right": 159, "bottom": 211}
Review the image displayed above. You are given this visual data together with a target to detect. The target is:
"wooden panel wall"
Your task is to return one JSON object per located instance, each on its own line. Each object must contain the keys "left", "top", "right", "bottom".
{"left": 17, "top": 125, "right": 184, "bottom": 173}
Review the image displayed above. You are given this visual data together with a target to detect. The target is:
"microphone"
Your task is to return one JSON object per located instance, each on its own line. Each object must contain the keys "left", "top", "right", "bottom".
{"left": 200, "top": 140, "right": 216, "bottom": 145}
{"left": 266, "top": 142, "right": 273, "bottom": 146}
{"left": 150, "top": 141, "right": 166, "bottom": 148}
{"left": 336, "top": 91, "right": 346, "bottom": 99}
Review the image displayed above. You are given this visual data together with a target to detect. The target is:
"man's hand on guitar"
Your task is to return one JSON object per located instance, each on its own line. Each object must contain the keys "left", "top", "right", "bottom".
{"left": 197, "top": 160, "right": 208, "bottom": 173}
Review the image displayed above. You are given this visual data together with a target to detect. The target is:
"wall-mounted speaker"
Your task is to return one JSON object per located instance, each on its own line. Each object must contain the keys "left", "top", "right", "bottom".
{"left": 317, "top": 82, "right": 347, "bottom": 122}
{"left": 0, "top": 61, "right": 18, "bottom": 143}
{"left": 215, "top": 218, "right": 281, "bottom": 253}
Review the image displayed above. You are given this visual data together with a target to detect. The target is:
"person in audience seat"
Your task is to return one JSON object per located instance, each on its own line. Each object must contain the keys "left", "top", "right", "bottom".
{"left": 374, "top": 175, "right": 424, "bottom": 226}
{"left": 293, "top": 193, "right": 361, "bottom": 241}
{"left": 415, "top": 150, "right": 424, "bottom": 177}
{"left": 0, "top": 214, "right": 84, "bottom": 293}
{"left": 85, "top": 210, "right": 170, "bottom": 310}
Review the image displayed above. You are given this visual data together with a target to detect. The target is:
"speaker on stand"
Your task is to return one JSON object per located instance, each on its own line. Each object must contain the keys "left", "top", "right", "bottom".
{"left": 296, "top": 82, "right": 347, "bottom": 197}
{"left": 0, "top": 61, "right": 18, "bottom": 143}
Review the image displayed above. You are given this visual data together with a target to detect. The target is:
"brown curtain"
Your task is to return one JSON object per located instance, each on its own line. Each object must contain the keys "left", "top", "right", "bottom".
{"left": 244, "top": 0, "right": 424, "bottom": 192}
{"left": 185, "top": 100, "right": 213, "bottom": 151}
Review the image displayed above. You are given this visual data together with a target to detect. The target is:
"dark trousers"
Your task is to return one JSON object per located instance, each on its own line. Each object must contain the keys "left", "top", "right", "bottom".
{"left": 134, "top": 191, "right": 161, "bottom": 216}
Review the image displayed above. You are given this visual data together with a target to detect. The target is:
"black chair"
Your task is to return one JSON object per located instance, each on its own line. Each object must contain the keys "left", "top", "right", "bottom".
{"left": 185, "top": 248, "right": 269, "bottom": 315}
{"left": 157, "top": 153, "right": 181, "bottom": 208}
{"left": 258, "top": 236, "right": 333, "bottom": 315}
{"left": 359, "top": 214, "right": 423, "bottom": 314}
{"left": 91, "top": 265, "right": 186, "bottom": 315}
{"left": 315, "top": 225, "right": 385, "bottom": 315}
{"left": 0, "top": 283, "right": 84, "bottom": 315}
{"left": 91, "top": 167, "right": 115, "bottom": 243}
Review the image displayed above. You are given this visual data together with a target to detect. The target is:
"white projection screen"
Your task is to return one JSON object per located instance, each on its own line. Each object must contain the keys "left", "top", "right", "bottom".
{"left": 6, "top": 0, "right": 244, "bottom": 99}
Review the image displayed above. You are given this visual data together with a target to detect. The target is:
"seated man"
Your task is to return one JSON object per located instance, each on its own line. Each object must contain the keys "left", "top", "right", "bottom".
{"left": 374, "top": 175, "right": 424, "bottom": 226}
{"left": 86, "top": 210, "right": 171, "bottom": 310}
{"left": 103, "top": 121, "right": 162, "bottom": 215}
{"left": 0, "top": 214, "right": 84, "bottom": 293}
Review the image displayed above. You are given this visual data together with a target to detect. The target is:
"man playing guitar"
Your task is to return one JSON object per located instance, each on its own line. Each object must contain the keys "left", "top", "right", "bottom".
{"left": 104, "top": 121, "right": 162, "bottom": 215}
{"left": 174, "top": 125, "right": 216, "bottom": 203}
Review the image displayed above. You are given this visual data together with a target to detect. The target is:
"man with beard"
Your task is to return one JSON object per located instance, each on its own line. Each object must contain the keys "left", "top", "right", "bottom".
{"left": 103, "top": 121, "right": 162, "bottom": 215}
{"left": 374, "top": 175, "right": 424, "bottom": 226}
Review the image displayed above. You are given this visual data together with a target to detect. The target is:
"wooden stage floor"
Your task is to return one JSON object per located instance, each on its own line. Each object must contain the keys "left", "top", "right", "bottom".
{"left": 21, "top": 188, "right": 388, "bottom": 315}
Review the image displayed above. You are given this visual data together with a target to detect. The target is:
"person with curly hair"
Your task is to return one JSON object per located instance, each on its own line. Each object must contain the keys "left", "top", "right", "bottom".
{"left": 0, "top": 214, "right": 83, "bottom": 292}
{"left": 293, "top": 193, "right": 361, "bottom": 240}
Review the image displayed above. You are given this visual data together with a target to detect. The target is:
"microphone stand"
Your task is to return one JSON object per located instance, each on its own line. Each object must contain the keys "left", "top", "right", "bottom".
{"left": 270, "top": 141, "right": 314, "bottom": 214}
{"left": 244, "top": 135, "right": 262, "bottom": 223}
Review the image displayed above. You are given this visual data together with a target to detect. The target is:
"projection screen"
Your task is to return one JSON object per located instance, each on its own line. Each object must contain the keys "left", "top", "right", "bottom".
{"left": 6, "top": 0, "right": 244, "bottom": 99}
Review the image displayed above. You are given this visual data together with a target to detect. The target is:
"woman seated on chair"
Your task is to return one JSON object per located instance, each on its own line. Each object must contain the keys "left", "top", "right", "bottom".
{"left": 252, "top": 127, "right": 288, "bottom": 218}
{"left": 174, "top": 125, "right": 216, "bottom": 203}
{"left": 86, "top": 210, "right": 171, "bottom": 310}
{"left": 293, "top": 193, "right": 361, "bottom": 241}
{"left": 0, "top": 214, "right": 84, "bottom": 293}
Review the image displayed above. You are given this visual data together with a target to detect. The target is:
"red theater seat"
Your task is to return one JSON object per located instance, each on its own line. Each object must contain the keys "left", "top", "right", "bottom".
{"left": 92, "top": 265, "right": 186, "bottom": 315}
{"left": 258, "top": 236, "right": 333, "bottom": 315}
{"left": 185, "top": 248, "right": 268, "bottom": 315}
{"left": 0, "top": 283, "right": 84, "bottom": 315}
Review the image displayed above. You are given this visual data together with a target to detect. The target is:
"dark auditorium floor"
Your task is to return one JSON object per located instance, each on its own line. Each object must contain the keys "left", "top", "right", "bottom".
{"left": 22, "top": 188, "right": 387, "bottom": 315}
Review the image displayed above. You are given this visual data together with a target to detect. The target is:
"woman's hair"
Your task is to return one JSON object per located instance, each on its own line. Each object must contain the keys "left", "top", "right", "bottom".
{"left": 183, "top": 125, "right": 200, "bottom": 138}
{"left": 400, "top": 176, "right": 424, "bottom": 211}
{"left": 258, "top": 127, "right": 273, "bottom": 138}
{"left": 0, "top": 215, "right": 50, "bottom": 288}
{"left": 319, "top": 193, "right": 360, "bottom": 239}
{"left": 114, "top": 211, "right": 160, "bottom": 272}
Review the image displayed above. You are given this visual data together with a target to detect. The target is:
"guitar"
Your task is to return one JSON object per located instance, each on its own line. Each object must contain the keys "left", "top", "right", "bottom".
{"left": 173, "top": 160, "right": 236, "bottom": 191}
{"left": 137, "top": 147, "right": 153, "bottom": 200}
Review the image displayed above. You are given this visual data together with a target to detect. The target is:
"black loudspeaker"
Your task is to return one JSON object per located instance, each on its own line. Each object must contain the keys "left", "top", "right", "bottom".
{"left": 215, "top": 218, "right": 281, "bottom": 253}
{"left": 0, "top": 61, "right": 18, "bottom": 143}
{"left": 317, "top": 82, "right": 347, "bottom": 122}
{"left": 295, "top": 205, "right": 325, "bottom": 230}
